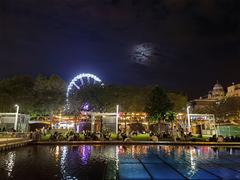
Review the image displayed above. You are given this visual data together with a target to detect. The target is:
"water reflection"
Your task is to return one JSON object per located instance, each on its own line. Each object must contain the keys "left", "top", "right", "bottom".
{"left": 5, "top": 151, "right": 16, "bottom": 177}
{"left": 189, "top": 147, "right": 197, "bottom": 176}
{"left": 79, "top": 145, "right": 91, "bottom": 165}
{"left": 118, "top": 145, "right": 149, "bottom": 157}
{"left": 60, "top": 146, "right": 68, "bottom": 179}
{"left": 55, "top": 145, "right": 60, "bottom": 160}
{"left": 0, "top": 145, "right": 239, "bottom": 180}
{"left": 116, "top": 146, "right": 119, "bottom": 171}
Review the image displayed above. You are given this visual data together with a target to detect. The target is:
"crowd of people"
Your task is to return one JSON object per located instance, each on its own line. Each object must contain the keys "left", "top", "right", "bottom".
{"left": 3, "top": 125, "right": 240, "bottom": 143}
{"left": 148, "top": 126, "right": 193, "bottom": 142}
{"left": 27, "top": 128, "right": 240, "bottom": 143}
{"left": 30, "top": 126, "right": 191, "bottom": 142}
{"left": 208, "top": 134, "right": 240, "bottom": 142}
{"left": 0, "top": 127, "right": 16, "bottom": 132}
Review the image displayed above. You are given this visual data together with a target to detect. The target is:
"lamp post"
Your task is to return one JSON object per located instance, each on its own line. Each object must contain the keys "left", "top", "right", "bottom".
{"left": 14, "top": 104, "right": 19, "bottom": 131}
{"left": 187, "top": 105, "right": 191, "bottom": 133}
{"left": 116, "top": 105, "right": 119, "bottom": 134}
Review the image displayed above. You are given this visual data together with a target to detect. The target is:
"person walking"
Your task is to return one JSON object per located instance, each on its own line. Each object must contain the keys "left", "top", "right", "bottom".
{"left": 172, "top": 126, "right": 178, "bottom": 142}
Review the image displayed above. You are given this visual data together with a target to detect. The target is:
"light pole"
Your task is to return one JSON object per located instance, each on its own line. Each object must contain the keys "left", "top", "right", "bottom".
{"left": 14, "top": 104, "right": 19, "bottom": 131}
{"left": 116, "top": 105, "right": 119, "bottom": 134}
{"left": 187, "top": 105, "right": 191, "bottom": 133}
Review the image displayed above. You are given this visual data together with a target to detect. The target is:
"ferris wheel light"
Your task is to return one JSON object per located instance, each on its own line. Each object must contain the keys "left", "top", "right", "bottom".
{"left": 66, "top": 73, "right": 103, "bottom": 98}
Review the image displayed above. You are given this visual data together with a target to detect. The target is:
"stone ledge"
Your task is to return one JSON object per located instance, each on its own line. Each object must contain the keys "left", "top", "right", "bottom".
{"left": 30, "top": 141, "right": 240, "bottom": 146}
{"left": 0, "top": 139, "right": 33, "bottom": 151}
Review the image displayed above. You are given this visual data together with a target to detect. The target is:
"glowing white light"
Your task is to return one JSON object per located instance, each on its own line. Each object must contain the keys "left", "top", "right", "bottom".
{"left": 5, "top": 152, "right": 16, "bottom": 177}
{"left": 80, "top": 78, "right": 84, "bottom": 85}
{"left": 60, "top": 146, "right": 68, "bottom": 178}
{"left": 131, "top": 43, "right": 154, "bottom": 65}
{"left": 66, "top": 73, "right": 102, "bottom": 98}
{"left": 65, "top": 73, "right": 103, "bottom": 111}
{"left": 72, "top": 82, "right": 80, "bottom": 89}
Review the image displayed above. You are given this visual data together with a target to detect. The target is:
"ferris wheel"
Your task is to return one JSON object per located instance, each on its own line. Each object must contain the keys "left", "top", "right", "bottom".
{"left": 66, "top": 73, "right": 103, "bottom": 100}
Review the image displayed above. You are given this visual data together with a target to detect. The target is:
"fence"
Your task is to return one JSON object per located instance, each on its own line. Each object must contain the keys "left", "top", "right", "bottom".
{"left": 217, "top": 126, "right": 240, "bottom": 137}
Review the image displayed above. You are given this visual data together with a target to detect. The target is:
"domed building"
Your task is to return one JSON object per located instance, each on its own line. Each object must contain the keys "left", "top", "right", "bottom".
{"left": 191, "top": 81, "right": 225, "bottom": 112}
{"left": 208, "top": 82, "right": 225, "bottom": 100}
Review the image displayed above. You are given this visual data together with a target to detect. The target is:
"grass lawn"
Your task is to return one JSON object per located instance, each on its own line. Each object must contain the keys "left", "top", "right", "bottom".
{"left": 79, "top": 134, "right": 85, "bottom": 140}
{"left": 191, "top": 135, "right": 210, "bottom": 142}
{"left": 41, "top": 134, "right": 51, "bottom": 141}
{"left": 130, "top": 134, "right": 150, "bottom": 141}
{"left": 38, "top": 133, "right": 213, "bottom": 142}
{"left": 41, "top": 133, "right": 85, "bottom": 141}
{"left": 40, "top": 133, "right": 151, "bottom": 141}
{"left": 111, "top": 134, "right": 118, "bottom": 140}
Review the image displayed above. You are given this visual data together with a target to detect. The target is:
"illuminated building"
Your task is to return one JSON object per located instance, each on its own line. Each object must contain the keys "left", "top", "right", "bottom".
{"left": 207, "top": 82, "right": 225, "bottom": 100}
{"left": 52, "top": 114, "right": 90, "bottom": 132}
{"left": 189, "top": 81, "right": 240, "bottom": 136}
{"left": 189, "top": 114, "right": 216, "bottom": 135}
{"left": 0, "top": 113, "right": 30, "bottom": 132}
{"left": 192, "top": 81, "right": 240, "bottom": 112}
{"left": 191, "top": 82, "right": 225, "bottom": 112}
{"left": 49, "top": 112, "right": 148, "bottom": 133}
{"left": 226, "top": 83, "right": 240, "bottom": 97}
{"left": 118, "top": 112, "right": 148, "bottom": 132}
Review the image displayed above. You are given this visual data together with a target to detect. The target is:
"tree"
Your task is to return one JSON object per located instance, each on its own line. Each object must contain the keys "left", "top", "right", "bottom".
{"left": 68, "top": 85, "right": 151, "bottom": 132}
{"left": 217, "top": 97, "right": 240, "bottom": 124}
{"left": 68, "top": 85, "right": 113, "bottom": 114}
{"left": 0, "top": 74, "right": 66, "bottom": 118}
{"left": 118, "top": 86, "right": 151, "bottom": 112}
{"left": 0, "top": 75, "right": 35, "bottom": 113}
{"left": 68, "top": 85, "right": 150, "bottom": 114}
{"left": 165, "top": 111, "right": 177, "bottom": 129}
{"left": 68, "top": 84, "right": 118, "bottom": 132}
{"left": 145, "top": 86, "right": 173, "bottom": 132}
{"left": 192, "top": 97, "right": 240, "bottom": 125}
{"left": 33, "top": 74, "right": 66, "bottom": 116}
{"left": 168, "top": 92, "right": 188, "bottom": 112}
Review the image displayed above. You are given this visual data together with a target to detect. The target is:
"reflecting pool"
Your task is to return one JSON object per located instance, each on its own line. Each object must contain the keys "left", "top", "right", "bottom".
{"left": 0, "top": 145, "right": 240, "bottom": 179}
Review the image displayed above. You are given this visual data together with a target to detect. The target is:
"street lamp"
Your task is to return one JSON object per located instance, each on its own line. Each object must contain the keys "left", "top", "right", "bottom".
{"left": 187, "top": 105, "right": 191, "bottom": 133}
{"left": 116, "top": 105, "right": 119, "bottom": 134}
{"left": 14, "top": 104, "right": 19, "bottom": 131}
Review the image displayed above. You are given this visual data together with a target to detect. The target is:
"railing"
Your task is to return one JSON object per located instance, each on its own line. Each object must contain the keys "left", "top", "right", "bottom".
{"left": 217, "top": 126, "right": 240, "bottom": 137}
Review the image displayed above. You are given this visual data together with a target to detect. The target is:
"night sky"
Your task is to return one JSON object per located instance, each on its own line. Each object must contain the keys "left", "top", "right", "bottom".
{"left": 2, "top": 0, "right": 240, "bottom": 97}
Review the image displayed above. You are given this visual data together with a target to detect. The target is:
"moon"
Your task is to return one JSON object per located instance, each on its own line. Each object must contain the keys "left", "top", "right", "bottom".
{"left": 130, "top": 43, "right": 155, "bottom": 66}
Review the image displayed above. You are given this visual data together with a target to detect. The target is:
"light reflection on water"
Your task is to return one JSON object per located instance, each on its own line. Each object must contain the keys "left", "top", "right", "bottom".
{"left": 60, "top": 146, "right": 68, "bottom": 179}
{"left": 55, "top": 145, "right": 60, "bottom": 160}
{"left": 116, "top": 146, "right": 119, "bottom": 171}
{"left": 5, "top": 151, "right": 16, "bottom": 178}
{"left": 0, "top": 145, "right": 239, "bottom": 180}
{"left": 79, "top": 145, "right": 91, "bottom": 165}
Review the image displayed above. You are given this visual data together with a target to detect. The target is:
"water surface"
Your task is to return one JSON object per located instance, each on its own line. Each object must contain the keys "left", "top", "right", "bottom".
{"left": 0, "top": 145, "right": 240, "bottom": 179}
